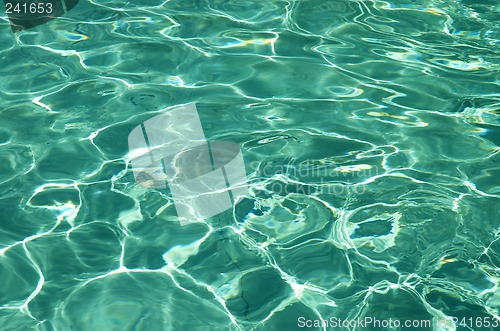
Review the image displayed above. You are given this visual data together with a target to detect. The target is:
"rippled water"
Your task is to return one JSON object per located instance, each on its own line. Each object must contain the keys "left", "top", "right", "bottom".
{"left": 1, "top": 0, "right": 499, "bottom": 330}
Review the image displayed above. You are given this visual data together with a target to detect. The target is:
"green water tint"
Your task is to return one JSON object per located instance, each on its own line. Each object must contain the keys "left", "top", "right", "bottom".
{"left": 0, "top": 0, "right": 499, "bottom": 330}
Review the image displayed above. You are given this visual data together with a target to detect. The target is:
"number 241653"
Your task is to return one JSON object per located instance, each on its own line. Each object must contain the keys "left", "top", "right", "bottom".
{"left": 5, "top": 2, "right": 54, "bottom": 14}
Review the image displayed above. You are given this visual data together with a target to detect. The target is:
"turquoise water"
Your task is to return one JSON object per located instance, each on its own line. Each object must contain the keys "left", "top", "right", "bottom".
{"left": 1, "top": 0, "right": 499, "bottom": 330}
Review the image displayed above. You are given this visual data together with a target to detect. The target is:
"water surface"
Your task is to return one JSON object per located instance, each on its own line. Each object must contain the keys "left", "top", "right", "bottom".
{"left": 0, "top": 0, "right": 499, "bottom": 330}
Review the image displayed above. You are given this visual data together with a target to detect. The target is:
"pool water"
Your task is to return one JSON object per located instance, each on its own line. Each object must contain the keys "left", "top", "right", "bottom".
{"left": 0, "top": 0, "right": 499, "bottom": 330}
